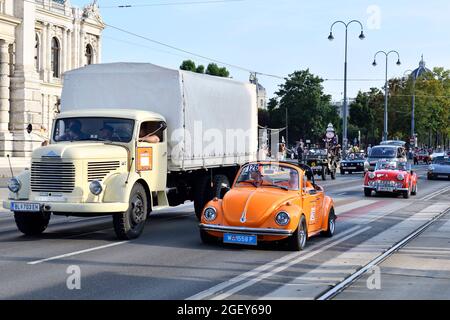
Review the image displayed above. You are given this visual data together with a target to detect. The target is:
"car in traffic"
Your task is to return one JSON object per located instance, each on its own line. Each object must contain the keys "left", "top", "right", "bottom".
{"left": 340, "top": 152, "right": 369, "bottom": 175}
{"left": 427, "top": 156, "right": 450, "bottom": 180}
{"left": 413, "top": 150, "right": 431, "bottom": 165}
{"left": 367, "top": 145, "right": 407, "bottom": 171}
{"left": 305, "top": 148, "right": 337, "bottom": 180}
{"left": 364, "top": 161, "right": 418, "bottom": 199}
{"left": 380, "top": 140, "right": 407, "bottom": 147}
{"left": 198, "top": 162, "right": 336, "bottom": 251}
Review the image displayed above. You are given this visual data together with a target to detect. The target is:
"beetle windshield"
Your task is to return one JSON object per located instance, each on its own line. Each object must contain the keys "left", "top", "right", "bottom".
{"left": 53, "top": 117, "right": 135, "bottom": 143}
{"left": 235, "top": 163, "right": 299, "bottom": 191}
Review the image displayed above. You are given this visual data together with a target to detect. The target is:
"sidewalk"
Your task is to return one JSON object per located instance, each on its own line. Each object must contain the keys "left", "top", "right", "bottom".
{"left": 336, "top": 210, "right": 450, "bottom": 300}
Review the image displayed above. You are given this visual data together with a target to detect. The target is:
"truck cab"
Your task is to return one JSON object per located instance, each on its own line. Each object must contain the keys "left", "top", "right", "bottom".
{"left": 4, "top": 109, "right": 170, "bottom": 240}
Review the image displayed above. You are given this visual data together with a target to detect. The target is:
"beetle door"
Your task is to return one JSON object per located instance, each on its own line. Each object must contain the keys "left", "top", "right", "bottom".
{"left": 302, "top": 176, "right": 322, "bottom": 232}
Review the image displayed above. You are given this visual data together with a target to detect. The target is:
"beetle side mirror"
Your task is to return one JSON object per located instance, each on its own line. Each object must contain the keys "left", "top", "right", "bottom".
{"left": 26, "top": 124, "right": 32, "bottom": 134}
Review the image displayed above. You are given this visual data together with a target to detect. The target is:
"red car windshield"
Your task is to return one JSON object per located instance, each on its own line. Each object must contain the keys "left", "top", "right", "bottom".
{"left": 376, "top": 162, "right": 408, "bottom": 171}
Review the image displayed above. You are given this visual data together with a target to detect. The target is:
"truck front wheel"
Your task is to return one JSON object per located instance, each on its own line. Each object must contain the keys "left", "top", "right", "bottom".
{"left": 113, "top": 183, "right": 148, "bottom": 240}
{"left": 14, "top": 211, "right": 50, "bottom": 236}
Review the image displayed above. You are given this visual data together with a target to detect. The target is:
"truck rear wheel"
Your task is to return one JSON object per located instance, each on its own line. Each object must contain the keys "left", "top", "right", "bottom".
{"left": 194, "top": 174, "right": 230, "bottom": 220}
{"left": 14, "top": 212, "right": 50, "bottom": 236}
{"left": 113, "top": 183, "right": 148, "bottom": 240}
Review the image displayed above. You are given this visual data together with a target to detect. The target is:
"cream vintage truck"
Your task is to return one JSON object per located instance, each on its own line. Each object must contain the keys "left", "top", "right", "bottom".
{"left": 4, "top": 63, "right": 258, "bottom": 240}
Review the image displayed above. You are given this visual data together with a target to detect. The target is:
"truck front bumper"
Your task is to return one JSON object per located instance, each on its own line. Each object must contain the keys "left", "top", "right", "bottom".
{"left": 3, "top": 200, "right": 128, "bottom": 214}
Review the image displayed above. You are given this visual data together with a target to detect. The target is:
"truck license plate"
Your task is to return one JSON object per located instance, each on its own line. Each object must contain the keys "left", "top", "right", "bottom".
{"left": 223, "top": 233, "right": 257, "bottom": 246}
{"left": 11, "top": 202, "right": 40, "bottom": 212}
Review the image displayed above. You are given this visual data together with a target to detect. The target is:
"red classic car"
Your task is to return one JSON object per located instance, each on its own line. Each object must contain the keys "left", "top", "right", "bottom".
{"left": 413, "top": 151, "right": 431, "bottom": 165}
{"left": 364, "top": 161, "right": 418, "bottom": 199}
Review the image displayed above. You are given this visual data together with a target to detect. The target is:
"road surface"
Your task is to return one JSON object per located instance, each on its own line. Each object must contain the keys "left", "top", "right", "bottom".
{"left": 0, "top": 165, "right": 448, "bottom": 300}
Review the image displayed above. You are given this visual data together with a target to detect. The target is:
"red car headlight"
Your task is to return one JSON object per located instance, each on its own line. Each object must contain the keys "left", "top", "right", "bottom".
{"left": 368, "top": 172, "right": 375, "bottom": 179}
{"left": 397, "top": 174, "right": 405, "bottom": 181}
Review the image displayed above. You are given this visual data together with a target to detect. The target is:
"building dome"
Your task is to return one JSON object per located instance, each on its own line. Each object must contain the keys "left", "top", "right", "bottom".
{"left": 411, "top": 55, "right": 432, "bottom": 79}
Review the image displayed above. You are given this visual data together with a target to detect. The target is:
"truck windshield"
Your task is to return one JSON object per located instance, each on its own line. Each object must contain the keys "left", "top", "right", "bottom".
{"left": 53, "top": 117, "right": 135, "bottom": 143}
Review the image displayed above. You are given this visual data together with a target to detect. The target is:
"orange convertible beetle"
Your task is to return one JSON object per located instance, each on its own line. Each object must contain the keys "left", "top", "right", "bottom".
{"left": 199, "top": 162, "right": 336, "bottom": 251}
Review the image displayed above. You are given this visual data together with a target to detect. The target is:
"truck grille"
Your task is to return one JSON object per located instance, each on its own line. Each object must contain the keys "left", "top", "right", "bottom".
{"left": 87, "top": 161, "right": 121, "bottom": 182}
{"left": 31, "top": 160, "right": 75, "bottom": 193}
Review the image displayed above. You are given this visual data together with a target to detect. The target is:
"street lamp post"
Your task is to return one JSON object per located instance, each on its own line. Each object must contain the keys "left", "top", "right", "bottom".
{"left": 372, "top": 50, "right": 401, "bottom": 142}
{"left": 328, "top": 20, "right": 365, "bottom": 155}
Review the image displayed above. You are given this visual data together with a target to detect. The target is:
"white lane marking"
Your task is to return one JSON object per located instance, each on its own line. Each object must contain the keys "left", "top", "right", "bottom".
{"left": 211, "top": 227, "right": 371, "bottom": 300}
{"left": 335, "top": 200, "right": 378, "bottom": 216}
{"left": 420, "top": 185, "right": 450, "bottom": 201}
{"left": 186, "top": 225, "right": 363, "bottom": 300}
{"left": 27, "top": 241, "right": 128, "bottom": 265}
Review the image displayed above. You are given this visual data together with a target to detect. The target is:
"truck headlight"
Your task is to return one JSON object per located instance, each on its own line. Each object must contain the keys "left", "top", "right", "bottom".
{"left": 8, "top": 178, "right": 21, "bottom": 193}
{"left": 275, "top": 211, "right": 290, "bottom": 226}
{"left": 204, "top": 207, "right": 217, "bottom": 221}
{"left": 89, "top": 180, "right": 103, "bottom": 195}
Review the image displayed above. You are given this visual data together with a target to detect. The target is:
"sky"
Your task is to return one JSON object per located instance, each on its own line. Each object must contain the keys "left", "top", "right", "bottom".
{"left": 71, "top": 0, "right": 450, "bottom": 102}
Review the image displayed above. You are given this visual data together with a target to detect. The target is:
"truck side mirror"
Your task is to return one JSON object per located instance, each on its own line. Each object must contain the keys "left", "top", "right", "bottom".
{"left": 26, "top": 124, "right": 32, "bottom": 134}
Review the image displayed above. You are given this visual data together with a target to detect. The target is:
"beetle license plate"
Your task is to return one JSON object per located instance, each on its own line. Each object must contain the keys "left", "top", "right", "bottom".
{"left": 223, "top": 233, "right": 257, "bottom": 246}
{"left": 11, "top": 202, "right": 41, "bottom": 212}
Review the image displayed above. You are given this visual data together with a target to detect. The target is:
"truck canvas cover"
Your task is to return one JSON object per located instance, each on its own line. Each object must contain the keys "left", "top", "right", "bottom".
{"left": 61, "top": 63, "right": 258, "bottom": 171}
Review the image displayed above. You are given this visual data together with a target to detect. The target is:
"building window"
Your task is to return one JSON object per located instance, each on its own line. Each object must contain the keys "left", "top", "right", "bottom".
{"left": 51, "top": 37, "right": 60, "bottom": 78}
{"left": 35, "top": 34, "right": 40, "bottom": 72}
{"left": 85, "top": 44, "right": 93, "bottom": 65}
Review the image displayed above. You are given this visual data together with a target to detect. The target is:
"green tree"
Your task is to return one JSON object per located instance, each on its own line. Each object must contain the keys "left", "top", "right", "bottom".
{"left": 180, "top": 60, "right": 197, "bottom": 72}
{"left": 180, "top": 60, "right": 230, "bottom": 78}
{"left": 206, "top": 63, "right": 230, "bottom": 78}
{"left": 267, "top": 69, "right": 339, "bottom": 145}
{"left": 196, "top": 65, "right": 205, "bottom": 74}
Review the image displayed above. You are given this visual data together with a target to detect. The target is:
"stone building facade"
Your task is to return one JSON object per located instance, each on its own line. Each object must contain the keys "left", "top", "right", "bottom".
{"left": 0, "top": 0, "right": 104, "bottom": 157}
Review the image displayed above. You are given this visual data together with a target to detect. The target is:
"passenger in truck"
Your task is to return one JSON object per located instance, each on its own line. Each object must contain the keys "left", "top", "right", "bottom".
{"left": 99, "top": 124, "right": 114, "bottom": 140}
{"left": 59, "top": 120, "right": 89, "bottom": 141}
{"left": 139, "top": 122, "right": 163, "bottom": 144}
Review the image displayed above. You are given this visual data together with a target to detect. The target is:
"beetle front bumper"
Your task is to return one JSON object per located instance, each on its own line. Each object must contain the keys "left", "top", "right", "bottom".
{"left": 199, "top": 224, "right": 294, "bottom": 236}
{"left": 3, "top": 200, "right": 129, "bottom": 214}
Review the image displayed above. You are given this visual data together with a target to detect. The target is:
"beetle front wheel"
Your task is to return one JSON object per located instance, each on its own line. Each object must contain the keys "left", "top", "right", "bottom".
{"left": 287, "top": 216, "right": 307, "bottom": 251}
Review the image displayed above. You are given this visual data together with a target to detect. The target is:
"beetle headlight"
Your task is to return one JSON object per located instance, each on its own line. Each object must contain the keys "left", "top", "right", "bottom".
{"left": 397, "top": 174, "right": 405, "bottom": 181}
{"left": 275, "top": 211, "right": 290, "bottom": 226}
{"left": 204, "top": 207, "right": 217, "bottom": 221}
{"left": 8, "top": 178, "right": 21, "bottom": 193}
{"left": 89, "top": 180, "right": 103, "bottom": 195}
{"left": 428, "top": 165, "right": 434, "bottom": 172}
